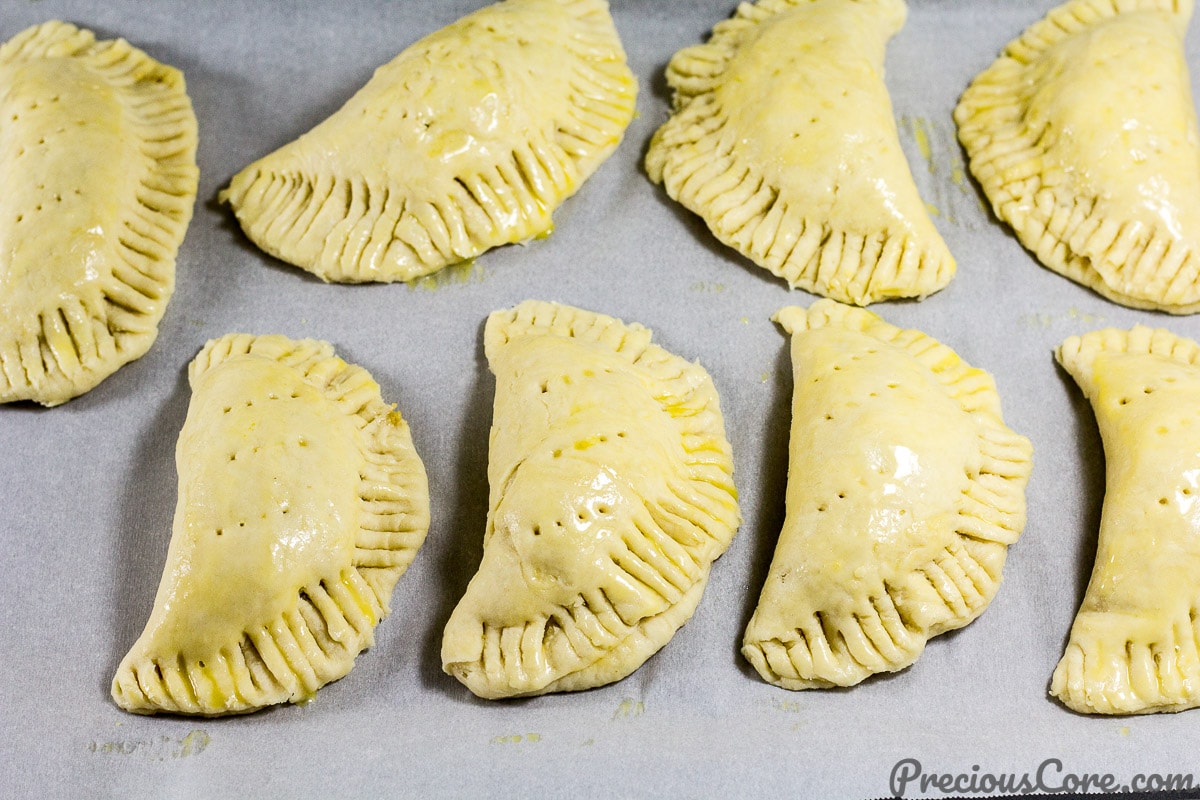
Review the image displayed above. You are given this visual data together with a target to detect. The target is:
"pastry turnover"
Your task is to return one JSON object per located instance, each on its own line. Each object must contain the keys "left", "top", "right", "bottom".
{"left": 112, "top": 334, "right": 429, "bottom": 715}
{"left": 644, "top": 0, "right": 954, "bottom": 305}
{"left": 1053, "top": 326, "right": 1200, "bottom": 714}
{"left": 220, "top": 0, "right": 636, "bottom": 283}
{"left": 743, "top": 300, "right": 1032, "bottom": 689}
{"left": 956, "top": 0, "right": 1200, "bottom": 313}
{"left": 441, "top": 301, "right": 740, "bottom": 698}
{"left": 0, "top": 21, "right": 198, "bottom": 406}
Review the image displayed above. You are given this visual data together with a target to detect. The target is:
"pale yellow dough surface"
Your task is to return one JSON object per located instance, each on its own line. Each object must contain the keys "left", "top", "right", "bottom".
{"left": 645, "top": 0, "right": 954, "bottom": 305}
{"left": 441, "top": 301, "right": 740, "bottom": 698}
{"left": 0, "top": 21, "right": 198, "bottom": 405}
{"left": 220, "top": 0, "right": 636, "bottom": 283}
{"left": 1053, "top": 327, "right": 1200, "bottom": 714}
{"left": 742, "top": 300, "right": 1031, "bottom": 689}
{"left": 112, "top": 334, "right": 430, "bottom": 715}
{"left": 955, "top": 0, "right": 1200, "bottom": 313}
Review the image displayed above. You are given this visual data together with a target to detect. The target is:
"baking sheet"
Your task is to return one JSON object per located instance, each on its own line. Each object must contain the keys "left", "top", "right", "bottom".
{"left": 3, "top": 1, "right": 1199, "bottom": 797}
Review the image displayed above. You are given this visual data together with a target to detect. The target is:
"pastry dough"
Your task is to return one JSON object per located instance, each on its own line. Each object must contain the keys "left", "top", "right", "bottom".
{"left": 1053, "top": 326, "right": 1200, "bottom": 714}
{"left": 0, "top": 21, "right": 198, "bottom": 405}
{"left": 955, "top": 0, "right": 1200, "bottom": 313}
{"left": 112, "top": 334, "right": 430, "bottom": 715}
{"left": 220, "top": 0, "right": 636, "bottom": 283}
{"left": 743, "top": 300, "right": 1032, "bottom": 689}
{"left": 644, "top": 0, "right": 954, "bottom": 305}
{"left": 441, "top": 301, "right": 740, "bottom": 698}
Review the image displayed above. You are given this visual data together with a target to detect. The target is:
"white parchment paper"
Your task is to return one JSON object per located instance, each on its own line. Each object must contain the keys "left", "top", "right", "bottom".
{"left": 3, "top": 1, "right": 1199, "bottom": 798}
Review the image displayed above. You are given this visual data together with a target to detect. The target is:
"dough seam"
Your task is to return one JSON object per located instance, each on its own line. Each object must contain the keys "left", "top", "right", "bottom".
{"left": 745, "top": 540, "right": 1007, "bottom": 688}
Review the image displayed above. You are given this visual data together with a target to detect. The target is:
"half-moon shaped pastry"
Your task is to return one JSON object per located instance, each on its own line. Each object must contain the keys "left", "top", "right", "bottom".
{"left": 441, "top": 301, "right": 740, "bottom": 698}
{"left": 743, "top": 300, "right": 1032, "bottom": 689}
{"left": 220, "top": 0, "right": 636, "bottom": 283}
{"left": 645, "top": 0, "right": 954, "bottom": 306}
{"left": 0, "top": 21, "right": 198, "bottom": 405}
{"left": 955, "top": 0, "right": 1200, "bottom": 313}
{"left": 1053, "top": 326, "right": 1200, "bottom": 714}
{"left": 112, "top": 334, "right": 430, "bottom": 715}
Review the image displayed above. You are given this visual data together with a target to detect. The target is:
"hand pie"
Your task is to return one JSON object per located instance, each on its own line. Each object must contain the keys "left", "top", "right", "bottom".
{"left": 955, "top": 0, "right": 1200, "bottom": 313}
{"left": 220, "top": 0, "right": 636, "bottom": 283}
{"left": 644, "top": 0, "right": 955, "bottom": 306}
{"left": 0, "top": 21, "right": 198, "bottom": 406}
{"left": 743, "top": 300, "right": 1032, "bottom": 689}
{"left": 441, "top": 301, "right": 740, "bottom": 698}
{"left": 1053, "top": 326, "right": 1200, "bottom": 714}
{"left": 112, "top": 334, "right": 430, "bottom": 715}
